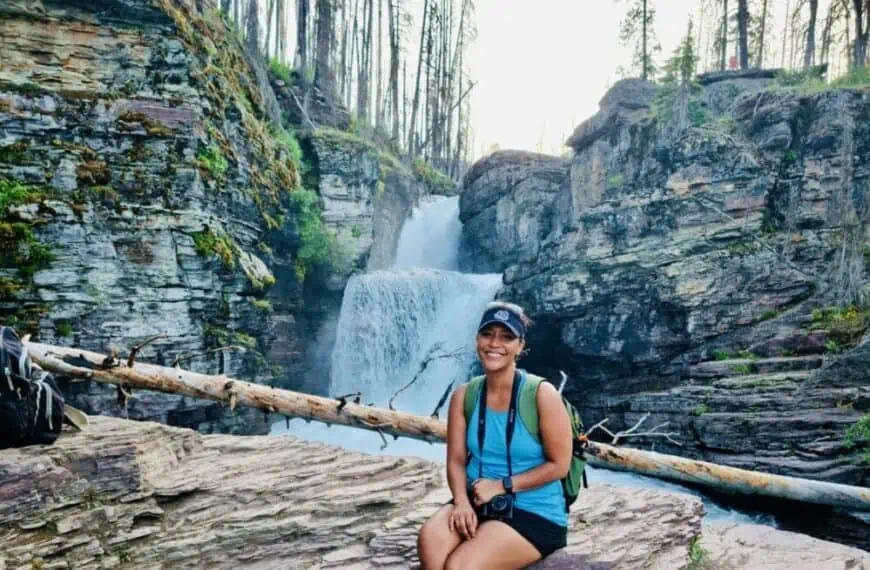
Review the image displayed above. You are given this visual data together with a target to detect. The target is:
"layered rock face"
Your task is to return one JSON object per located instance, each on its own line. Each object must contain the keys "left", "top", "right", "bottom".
{"left": 0, "top": 0, "right": 426, "bottom": 430}
{"left": 459, "top": 76, "right": 870, "bottom": 484}
{"left": 2, "top": 417, "right": 868, "bottom": 569}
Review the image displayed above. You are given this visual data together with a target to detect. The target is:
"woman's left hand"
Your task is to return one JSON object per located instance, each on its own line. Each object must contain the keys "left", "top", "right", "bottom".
{"left": 470, "top": 479, "right": 506, "bottom": 506}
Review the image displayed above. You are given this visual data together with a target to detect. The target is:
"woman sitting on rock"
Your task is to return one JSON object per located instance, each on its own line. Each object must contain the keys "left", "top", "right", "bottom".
{"left": 417, "top": 301, "right": 573, "bottom": 569}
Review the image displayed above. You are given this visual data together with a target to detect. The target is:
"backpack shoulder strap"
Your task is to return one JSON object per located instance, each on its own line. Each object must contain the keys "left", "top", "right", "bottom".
{"left": 462, "top": 375, "right": 485, "bottom": 423}
{"left": 518, "top": 370, "right": 544, "bottom": 442}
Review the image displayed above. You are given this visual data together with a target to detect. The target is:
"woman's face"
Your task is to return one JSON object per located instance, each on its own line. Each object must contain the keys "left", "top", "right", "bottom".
{"left": 476, "top": 323, "right": 524, "bottom": 372}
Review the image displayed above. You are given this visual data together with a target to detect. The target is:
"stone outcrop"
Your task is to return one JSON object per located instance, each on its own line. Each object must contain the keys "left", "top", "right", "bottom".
{"left": 458, "top": 76, "right": 870, "bottom": 485}
{"left": 0, "top": 0, "right": 430, "bottom": 426}
{"left": 2, "top": 417, "right": 868, "bottom": 570}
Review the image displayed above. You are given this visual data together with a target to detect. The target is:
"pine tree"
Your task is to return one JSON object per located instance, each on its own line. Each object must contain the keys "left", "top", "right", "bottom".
{"left": 617, "top": 0, "right": 661, "bottom": 80}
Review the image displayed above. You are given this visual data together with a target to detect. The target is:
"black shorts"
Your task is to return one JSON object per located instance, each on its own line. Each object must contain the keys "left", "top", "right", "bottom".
{"left": 448, "top": 500, "right": 568, "bottom": 558}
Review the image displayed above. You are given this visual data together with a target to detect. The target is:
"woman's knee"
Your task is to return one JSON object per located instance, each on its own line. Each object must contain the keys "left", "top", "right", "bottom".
{"left": 444, "top": 548, "right": 475, "bottom": 570}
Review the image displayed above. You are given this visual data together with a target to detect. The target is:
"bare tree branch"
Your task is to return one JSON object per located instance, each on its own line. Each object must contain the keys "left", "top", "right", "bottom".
{"left": 388, "top": 342, "right": 469, "bottom": 410}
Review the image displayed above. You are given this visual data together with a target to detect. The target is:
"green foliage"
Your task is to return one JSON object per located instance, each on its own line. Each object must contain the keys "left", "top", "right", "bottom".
{"left": 712, "top": 349, "right": 731, "bottom": 361}
{"left": 196, "top": 144, "right": 229, "bottom": 177}
{"left": 761, "top": 309, "right": 780, "bottom": 321}
{"left": 56, "top": 321, "right": 73, "bottom": 337}
{"left": 412, "top": 157, "right": 456, "bottom": 195}
{"left": 192, "top": 229, "right": 236, "bottom": 268}
{"left": 0, "top": 178, "right": 37, "bottom": 213}
{"left": 0, "top": 221, "right": 55, "bottom": 278}
{"left": 729, "top": 363, "right": 752, "bottom": 375}
{"left": 251, "top": 298, "right": 272, "bottom": 311}
{"left": 351, "top": 224, "right": 363, "bottom": 238}
{"left": 771, "top": 67, "right": 870, "bottom": 94}
{"left": 810, "top": 305, "right": 870, "bottom": 347}
{"left": 606, "top": 174, "right": 624, "bottom": 190}
{"left": 687, "top": 535, "right": 711, "bottom": 570}
{"left": 616, "top": 0, "right": 661, "bottom": 80}
{"left": 268, "top": 58, "right": 293, "bottom": 82}
{"left": 660, "top": 19, "right": 698, "bottom": 87}
{"left": 692, "top": 404, "right": 710, "bottom": 417}
{"left": 844, "top": 415, "right": 870, "bottom": 465}
{"left": 273, "top": 127, "right": 306, "bottom": 178}
{"left": 288, "top": 188, "right": 352, "bottom": 282}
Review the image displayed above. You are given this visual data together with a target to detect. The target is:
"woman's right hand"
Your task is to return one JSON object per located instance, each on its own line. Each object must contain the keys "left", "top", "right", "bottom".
{"left": 448, "top": 499, "right": 478, "bottom": 540}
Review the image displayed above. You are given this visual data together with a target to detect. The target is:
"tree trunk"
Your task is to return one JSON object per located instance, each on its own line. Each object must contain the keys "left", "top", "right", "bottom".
{"left": 25, "top": 341, "right": 870, "bottom": 513}
{"left": 316, "top": 0, "right": 336, "bottom": 94}
{"left": 720, "top": 0, "right": 729, "bottom": 70}
{"left": 388, "top": 0, "right": 401, "bottom": 142}
{"left": 642, "top": 0, "right": 648, "bottom": 80}
{"left": 357, "top": 0, "right": 372, "bottom": 123}
{"left": 246, "top": 0, "right": 260, "bottom": 54}
{"left": 222, "top": 0, "right": 232, "bottom": 16}
{"left": 855, "top": 0, "right": 867, "bottom": 68}
{"left": 737, "top": 0, "right": 749, "bottom": 69}
{"left": 278, "top": 0, "right": 287, "bottom": 64}
{"left": 265, "top": 0, "right": 276, "bottom": 58}
{"left": 781, "top": 0, "right": 790, "bottom": 67}
{"left": 407, "top": 0, "right": 429, "bottom": 157}
{"left": 375, "top": 0, "right": 384, "bottom": 130}
{"left": 296, "top": 0, "right": 310, "bottom": 71}
{"left": 805, "top": 0, "right": 819, "bottom": 68}
{"left": 756, "top": 0, "right": 768, "bottom": 67}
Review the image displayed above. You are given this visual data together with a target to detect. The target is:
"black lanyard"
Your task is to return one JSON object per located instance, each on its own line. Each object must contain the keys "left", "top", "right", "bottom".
{"left": 476, "top": 369, "right": 521, "bottom": 480}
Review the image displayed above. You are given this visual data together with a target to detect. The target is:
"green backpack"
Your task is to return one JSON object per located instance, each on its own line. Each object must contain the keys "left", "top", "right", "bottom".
{"left": 463, "top": 369, "right": 588, "bottom": 511}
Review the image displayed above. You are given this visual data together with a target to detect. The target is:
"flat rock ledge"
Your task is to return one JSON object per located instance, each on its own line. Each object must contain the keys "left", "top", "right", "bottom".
{"left": 0, "top": 417, "right": 867, "bottom": 570}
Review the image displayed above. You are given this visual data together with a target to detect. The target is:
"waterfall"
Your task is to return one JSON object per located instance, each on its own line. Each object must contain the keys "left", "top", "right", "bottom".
{"left": 271, "top": 196, "right": 501, "bottom": 461}
{"left": 270, "top": 195, "right": 771, "bottom": 526}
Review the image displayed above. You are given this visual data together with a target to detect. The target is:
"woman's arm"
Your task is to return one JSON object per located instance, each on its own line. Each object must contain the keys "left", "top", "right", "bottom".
{"left": 446, "top": 385, "right": 470, "bottom": 503}
{"left": 510, "top": 381, "right": 572, "bottom": 492}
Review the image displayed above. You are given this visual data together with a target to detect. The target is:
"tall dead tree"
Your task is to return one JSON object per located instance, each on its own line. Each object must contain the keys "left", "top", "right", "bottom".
{"left": 720, "top": 0, "right": 729, "bottom": 69}
{"left": 296, "top": 0, "right": 310, "bottom": 71}
{"left": 755, "top": 0, "right": 769, "bottom": 67}
{"left": 853, "top": 0, "right": 867, "bottom": 68}
{"left": 737, "top": 0, "right": 749, "bottom": 68}
{"left": 387, "top": 0, "right": 401, "bottom": 142}
{"left": 805, "top": 0, "right": 819, "bottom": 67}
{"left": 315, "top": 0, "right": 336, "bottom": 94}
{"left": 407, "top": 0, "right": 429, "bottom": 157}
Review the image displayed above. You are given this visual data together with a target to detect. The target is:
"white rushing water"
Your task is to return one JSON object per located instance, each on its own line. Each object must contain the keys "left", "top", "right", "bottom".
{"left": 271, "top": 195, "right": 772, "bottom": 526}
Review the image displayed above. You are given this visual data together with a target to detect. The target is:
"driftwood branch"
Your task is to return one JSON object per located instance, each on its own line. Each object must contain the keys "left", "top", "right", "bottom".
{"left": 127, "top": 333, "right": 168, "bottom": 368}
{"left": 388, "top": 343, "right": 469, "bottom": 410}
{"left": 23, "top": 341, "right": 870, "bottom": 513}
{"left": 586, "top": 413, "right": 683, "bottom": 447}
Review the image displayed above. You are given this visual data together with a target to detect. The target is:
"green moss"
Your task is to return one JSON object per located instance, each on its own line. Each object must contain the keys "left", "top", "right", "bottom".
{"left": 117, "top": 111, "right": 175, "bottom": 137}
{"left": 312, "top": 127, "right": 378, "bottom": 153}
{"left": 0, "top": 277, "right": 23, "bottom": 297}
{"left": 692, "top": 404, "right": 710, "bottom": 417}
{"left": 770, "top": 67, "right": 870, "bottom": 94}
{"left": 288, "top": 188, "right": 352, "bottom": 282}
{"left": 845, "top": 415, "right": 870, "bottom": 466}
{"left": 0, "top": 178, "right": 37, "bottom": 212}
{"left": 412, "top": 157, "right": 456, "bottom": 195}
{"left": 56, "top": 321, "right": 73, "bottom": 337}
{"left": 268, "top": 58, "right": 293, "bottom": 82}
{"left": 204, "top": 325, "right": 257, "bottom": 350}
{"left": 0, "top": 140, "right": 30, "bottom": 164}
{"left": 606, "top": 174, "right": 624, "bottom": 190}
{"left": 192, "top": 229, "right": 235, "bottom": 268}
{"left": 76, "top": 160, "right": 110, "bottom": 186}
{"left": 729, "top": 363, "right": 752, "bottom": 375}
{"left": 711, "top": 349, "right": 730, "bottom": 361}
{"left": 196, "top": 144, "right": 229, "bottom": 178}
{"left": 810, "top": 305, "right": 870, "bottom": 347}
{"left": 3, "top": 81, "right": 47, "bottom": 97}
{"left": 251, "top": 299, "right": 272, "bottom": 311}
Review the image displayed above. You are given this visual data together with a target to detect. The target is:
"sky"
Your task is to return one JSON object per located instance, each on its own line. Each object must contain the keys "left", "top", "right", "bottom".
{"left": 464, "top": 0, "right": 700, "bottom": 157}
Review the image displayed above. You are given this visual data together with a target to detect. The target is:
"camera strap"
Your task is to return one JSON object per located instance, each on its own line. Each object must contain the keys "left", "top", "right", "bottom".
{"left": 476, "top": 369, "right": 522, "bottom": 481}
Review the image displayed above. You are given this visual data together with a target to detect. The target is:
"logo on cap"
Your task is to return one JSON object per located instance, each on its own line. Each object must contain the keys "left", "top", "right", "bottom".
{"left": 494, "top": 310, "right": 510, "bottom": 321}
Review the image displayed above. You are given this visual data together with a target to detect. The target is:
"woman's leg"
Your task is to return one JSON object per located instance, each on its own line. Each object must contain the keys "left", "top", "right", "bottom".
{"left": 444, "top": 520, "right": 541, "bottom": 570}
{"left": 417, "top": 504, "right": 464, "bottom": 570}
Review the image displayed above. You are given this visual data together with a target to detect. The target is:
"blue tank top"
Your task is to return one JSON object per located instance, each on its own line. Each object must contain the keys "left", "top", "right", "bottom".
{"left": 465, "top": 376, "right": 568, "bottom": 527}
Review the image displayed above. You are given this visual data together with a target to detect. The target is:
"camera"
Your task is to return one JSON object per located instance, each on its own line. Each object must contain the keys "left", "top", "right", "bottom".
{"left": 480, "top": 492, "right": 514, "bottom": 520}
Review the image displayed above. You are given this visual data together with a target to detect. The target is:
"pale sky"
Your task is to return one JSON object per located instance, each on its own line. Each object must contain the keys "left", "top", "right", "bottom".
{"left": 465, "top": 0, "right": 701, "bottom": 156}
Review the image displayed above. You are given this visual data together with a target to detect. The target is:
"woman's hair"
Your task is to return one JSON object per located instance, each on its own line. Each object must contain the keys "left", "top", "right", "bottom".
{"left": 484, "top": 300, "right": 534, "bottom": 329}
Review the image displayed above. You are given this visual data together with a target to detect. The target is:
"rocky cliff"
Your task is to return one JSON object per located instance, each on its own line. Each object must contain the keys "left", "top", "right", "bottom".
{"left": 2, "top": 417, "right": 868, "bottom": 569}
{"left": 458, "top": 74, "right": 870, "bottom": 486}
{"left": 0, "top": 0, "right": 432, "bottom": 428}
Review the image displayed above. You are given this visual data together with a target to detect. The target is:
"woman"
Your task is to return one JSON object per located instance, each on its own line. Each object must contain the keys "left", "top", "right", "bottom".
{"left": 417, "top": 301, "right": 573, "bottom": 570}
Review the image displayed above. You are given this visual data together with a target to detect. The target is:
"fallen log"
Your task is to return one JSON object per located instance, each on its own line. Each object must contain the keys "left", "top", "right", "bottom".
{"left": 25, "top": 341, "right": 870, "bottom": 513}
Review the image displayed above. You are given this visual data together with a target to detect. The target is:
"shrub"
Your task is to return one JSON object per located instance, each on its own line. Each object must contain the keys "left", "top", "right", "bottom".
{"left": 844, "top": 415, "right": 870, "bottom": 465}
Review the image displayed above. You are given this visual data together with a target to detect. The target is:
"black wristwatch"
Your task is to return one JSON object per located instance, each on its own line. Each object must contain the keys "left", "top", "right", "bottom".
{"left": 502, "top": 476, "right": 513, "bottom": 494}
